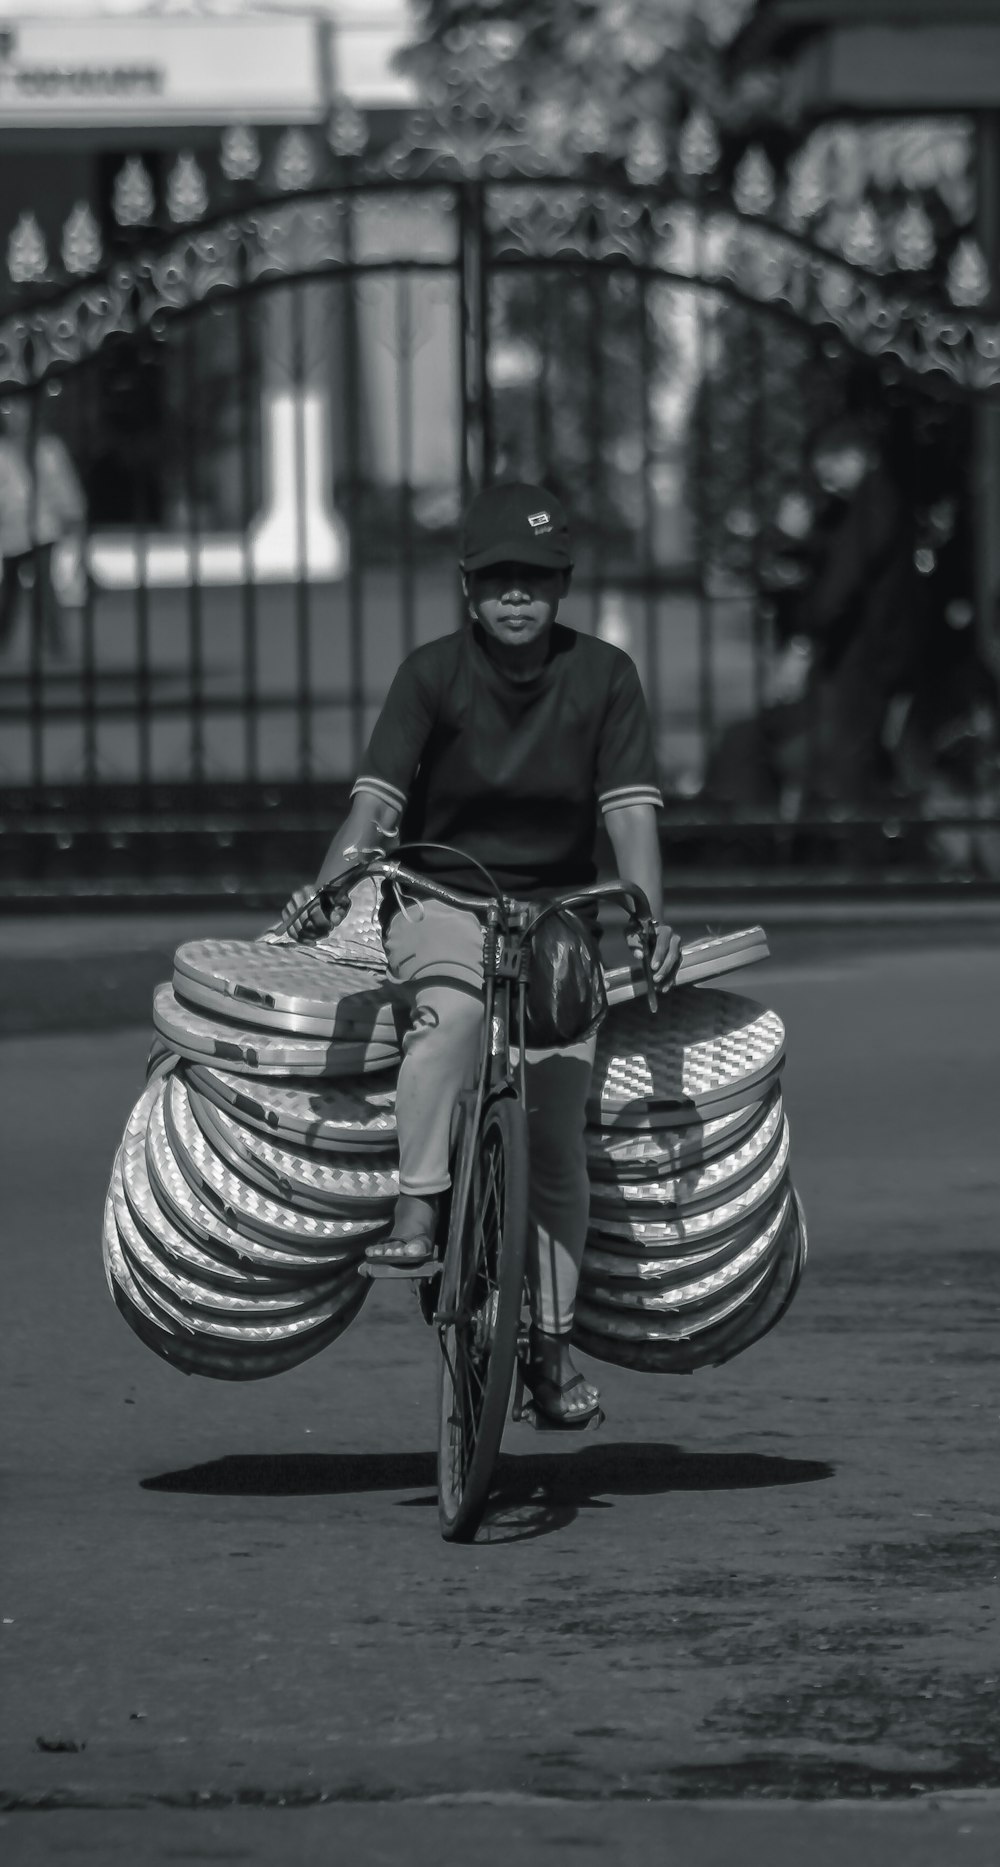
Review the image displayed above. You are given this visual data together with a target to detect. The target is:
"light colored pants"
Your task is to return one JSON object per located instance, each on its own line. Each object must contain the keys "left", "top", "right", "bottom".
{"left": 384, "top": 895, "right": 596, "bottom": 1334}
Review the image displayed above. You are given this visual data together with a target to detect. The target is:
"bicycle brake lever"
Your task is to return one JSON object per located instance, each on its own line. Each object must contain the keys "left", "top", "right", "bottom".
{"left": 627, "top": 915, "right": 660, "bottom": 1015}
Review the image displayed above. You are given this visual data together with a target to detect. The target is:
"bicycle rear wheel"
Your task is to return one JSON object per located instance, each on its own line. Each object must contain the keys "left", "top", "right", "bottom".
{"left": 437, "top": 1094, "right": 529, "bottom": 1542}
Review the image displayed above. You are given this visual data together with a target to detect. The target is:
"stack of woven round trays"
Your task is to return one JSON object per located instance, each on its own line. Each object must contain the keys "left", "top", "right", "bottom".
{"left": 102, "top": 883, "right": 806, "bottom": 1384}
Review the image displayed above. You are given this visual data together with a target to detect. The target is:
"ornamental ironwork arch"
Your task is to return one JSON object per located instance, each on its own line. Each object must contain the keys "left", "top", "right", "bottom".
{"left": 1, "top": 179, "right": 999, "bottom": 401}
{"left": 0, "top": 83, "right": 998, "bottom": 401}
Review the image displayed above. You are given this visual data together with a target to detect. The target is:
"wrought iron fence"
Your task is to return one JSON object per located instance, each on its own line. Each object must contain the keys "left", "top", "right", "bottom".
{"left": 1, "top": 126, "right": 998, "bottom": 888}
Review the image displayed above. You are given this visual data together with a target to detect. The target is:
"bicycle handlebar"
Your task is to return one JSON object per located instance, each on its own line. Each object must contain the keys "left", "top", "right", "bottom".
{"left": 522, "top": 881, "right": 659, "bottom": 1013}
{"left": 279, "top": 848, "right": 662, "bottom": 1011}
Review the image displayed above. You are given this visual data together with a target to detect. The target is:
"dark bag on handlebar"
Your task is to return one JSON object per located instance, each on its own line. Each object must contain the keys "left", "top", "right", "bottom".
{"left": 523, "top": 908, "right": 608, "bottom": 1049}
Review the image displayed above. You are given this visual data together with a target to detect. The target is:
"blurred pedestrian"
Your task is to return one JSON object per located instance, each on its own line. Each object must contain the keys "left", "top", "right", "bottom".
{"left": 702, "top": 415, "right": 927, "bottom": 821}
{"left": 0, "top": 401, "right": 87, "bottom": 660}
{"left": 790, "top": 415, "right": 922, "bottom": 809}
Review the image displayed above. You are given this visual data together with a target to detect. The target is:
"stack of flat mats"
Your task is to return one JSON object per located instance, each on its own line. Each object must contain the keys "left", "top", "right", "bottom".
{"left": 104, "top": 883, "right": 804, "bottom": 1382}
{"left": 102, "top": 1064, "right": 400, "bottom": 1380}
{"left": 103, "top": 886, "right": 406, "bottom": 1377}
{"left": 575, "top": 986, "right": 806, "bottom": 1374}
{"left": 153, "top": 946, "right": 401, "bottom": 1076}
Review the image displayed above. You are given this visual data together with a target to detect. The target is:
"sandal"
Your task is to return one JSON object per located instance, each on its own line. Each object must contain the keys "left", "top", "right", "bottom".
{"left": 363, "top": 1233, "right": 436, "bottom": 1270}
{"left": 514, "top": 1325, "right": 603, "bottom": 1431}
{"left": 362, "top": 1193, "right": 440, "bottom": 1273}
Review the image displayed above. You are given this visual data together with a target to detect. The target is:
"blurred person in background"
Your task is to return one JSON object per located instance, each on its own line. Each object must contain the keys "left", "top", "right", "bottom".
{"left": 704, "top": 412, "right": 924, "bottom": 819}
{"left": 893, "top": 495, "right": 998, "bottom": 794}
{"left": 781, "top": 413, "right": 921, "bottom": 812}
{"left": 0, "top": 400, "right": 87, "bottom": 660}
{"left": 890, "top": 493, "right": 1000, "bottom": 875}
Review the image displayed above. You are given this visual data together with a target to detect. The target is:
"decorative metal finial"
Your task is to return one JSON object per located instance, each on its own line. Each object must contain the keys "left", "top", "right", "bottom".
{"left": 326, "top": 97, "right": 368, "bottom": 158}
{"left": 733, "top": 146, "right": 775, "bottom": 216}
{"left": 273, "top": 129, "right": 317, "bottom": 193}
{"left": 624, "top": 122, "right": 668, "bottom": 186}
{"left": 525, "top": 98, "right": 567, "bottom": 164}
{"left": 569, "top": 97, "right": 613, "bottom": 158}
{"left": 220, "top": 124, "right": 261, "bottom": 184}
{"left": 166, "top": 152, "right": 208, "bottom": 224}
{"left": 698, "top": 0, "right": 757, "bottom": 49}
{"left": 783, "top": 146, "right": 827, "bottom": 227}
{"left": 947, "top": 237, "right": 990, "bottom": 307}
{"left": 113, "top": 156, "right": 155, "bottom": 228}
{"left": 61, "top": 202, "right": 102, "bottom": 276}
{"left": 8, "top": 211, "right": 48, "bottom": 284}
{"left": 678, "top": 108, "right": 720, "bottom": 178}
{"left": 892, "top": 199, "right": 935, "bottom": 272}
{"left": 842, "top": 202, "right": 884, "bottom": 269}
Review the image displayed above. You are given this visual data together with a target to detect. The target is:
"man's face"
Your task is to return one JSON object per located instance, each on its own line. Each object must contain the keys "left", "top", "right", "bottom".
{"left": 465, "top": 561, "right": 567, "bottom": 649}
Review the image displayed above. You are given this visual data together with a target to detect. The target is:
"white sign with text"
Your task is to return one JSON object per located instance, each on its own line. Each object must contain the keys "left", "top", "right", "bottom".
{"left": 0, "top": 15, "right": 324, "bottom": 125}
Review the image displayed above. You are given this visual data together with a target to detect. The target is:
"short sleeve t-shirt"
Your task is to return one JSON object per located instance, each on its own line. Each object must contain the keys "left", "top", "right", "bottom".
{"left": 350, "top": 620, "right": 662, "bottom": 902}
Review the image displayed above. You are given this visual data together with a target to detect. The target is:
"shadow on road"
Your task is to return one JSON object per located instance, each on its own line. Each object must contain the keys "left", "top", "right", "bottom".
{"left": 142, "top": 1450, "right": 438, "bottom": 1495}
{"left": 141, "top": 1443, "right": 833, "bottom": 1543}
{"left": 478, "top": 1443, "right": 835, "bottom": 1543}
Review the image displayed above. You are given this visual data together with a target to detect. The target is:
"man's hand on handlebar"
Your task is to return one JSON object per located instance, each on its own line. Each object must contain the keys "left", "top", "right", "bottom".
{"left": 627, "top": 918, "right": 682, "bottom": 992}
{"left": 651, "top": 923, "right": 682, "bottom": 989}
{"left": 277, "top": 883, "right": 351, "bottom": 942}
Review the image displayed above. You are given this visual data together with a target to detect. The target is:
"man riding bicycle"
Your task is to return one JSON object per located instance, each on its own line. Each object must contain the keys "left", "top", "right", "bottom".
{"left": 286, "top": 482, "right": 679, "bottom": 1427}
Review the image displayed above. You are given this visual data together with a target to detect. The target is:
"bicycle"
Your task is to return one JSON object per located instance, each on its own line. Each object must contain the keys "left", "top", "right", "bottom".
{"left": 281, "top": 843, "right": 662, "bottom": 1543}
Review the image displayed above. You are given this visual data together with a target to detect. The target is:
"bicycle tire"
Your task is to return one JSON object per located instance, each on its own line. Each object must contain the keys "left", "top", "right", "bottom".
{"left": 437, "top": 1095, "right": 529, "bottom": 1543}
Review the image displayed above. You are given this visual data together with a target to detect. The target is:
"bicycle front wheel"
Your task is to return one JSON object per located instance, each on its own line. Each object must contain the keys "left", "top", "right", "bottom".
{"left": 437, "top": 1094, "right": 529, "bottom": 1542}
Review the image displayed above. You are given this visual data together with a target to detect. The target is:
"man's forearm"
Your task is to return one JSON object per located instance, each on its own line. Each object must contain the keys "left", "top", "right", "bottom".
{"left": 604, "top": 803, "right": 664, "bottom": 922}
{"left": 317, "top": 795, "right": 400, "bottom": 888}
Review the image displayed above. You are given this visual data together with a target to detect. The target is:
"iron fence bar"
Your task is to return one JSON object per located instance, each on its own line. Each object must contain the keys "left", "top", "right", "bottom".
{"left": 533, "top": 269, "right": 552, "bottom": 481}
{"left": 236, "top": 288, "right": 259, "bottom": 784}
{"left": 81, "top": 368, "right": 101, "bottom": 789}
{"left": 693, "top": 273, "right": 715, "bottom": 771}
{"left": 133, "top": 499, "right": 152, "bottom": 793}
{"left": 397, "top": 272, "right": 416, "bottom": 660}
{"left": 127, "top": 352, "right": 152, "bottom": 792}
{"left": 457, "top": 186, "right": 472, "bottom": 511}
{"left": 748, "top": 316, "right": 767, "bottom": 723}
{"left": 26, "top": 391, "right": 44, "bottom": 789}
{"left": 586, "top": 270, "right": 605, "bottom": 637}
{"left": 638, "top": 272, "right": 658, "bottom": 760}
{"left": 180, "top": 322, "right": 205, "bottom": 785}
{"left": 341, "top": 201, "right": 365, "bottom": 775}
{"left": 291, "top": 284, "right": 313, "bottom": 782}
{"left": 478, "top": 184, "right": 494, "bottom": 486}
{"left": 459, "top": 180, "right": 488, "bottom": 499}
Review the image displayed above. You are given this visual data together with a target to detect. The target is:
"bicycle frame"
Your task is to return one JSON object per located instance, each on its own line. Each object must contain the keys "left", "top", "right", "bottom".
{"left": 280, "top": 845, "right": 659, "bottom": 1319}
{"left": 437, "top": 895, "right": 529, "bottom": 1320}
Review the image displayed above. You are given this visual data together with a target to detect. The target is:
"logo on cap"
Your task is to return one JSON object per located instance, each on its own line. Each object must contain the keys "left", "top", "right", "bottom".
{"left": 528, "top": 510, "right": 552, "bottom": 532}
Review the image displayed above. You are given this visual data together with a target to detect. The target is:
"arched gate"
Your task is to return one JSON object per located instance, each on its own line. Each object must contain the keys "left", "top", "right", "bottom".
{"left": 1, "top": 105, "right": 997, "bottom": 887}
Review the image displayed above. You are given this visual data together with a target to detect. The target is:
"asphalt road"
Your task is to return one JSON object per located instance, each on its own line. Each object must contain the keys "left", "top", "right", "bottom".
{"left": 2, "top": 912, "right": 999, "bottom": 1863}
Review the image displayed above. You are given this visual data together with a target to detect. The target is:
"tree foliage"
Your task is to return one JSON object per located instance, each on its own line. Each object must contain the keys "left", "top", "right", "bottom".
{"left": 396, "top": 3, "right": 781, "bottom": 175}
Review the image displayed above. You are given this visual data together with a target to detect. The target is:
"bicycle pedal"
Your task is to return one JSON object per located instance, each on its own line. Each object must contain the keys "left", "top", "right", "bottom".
{"left": 358, "top": 1260, "right": 441, "bottom": 1282}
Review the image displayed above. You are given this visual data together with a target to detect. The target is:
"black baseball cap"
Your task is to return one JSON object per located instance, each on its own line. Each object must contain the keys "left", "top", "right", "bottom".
{"left": 461, "top": 481, "right": 573, "bottom": 571}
